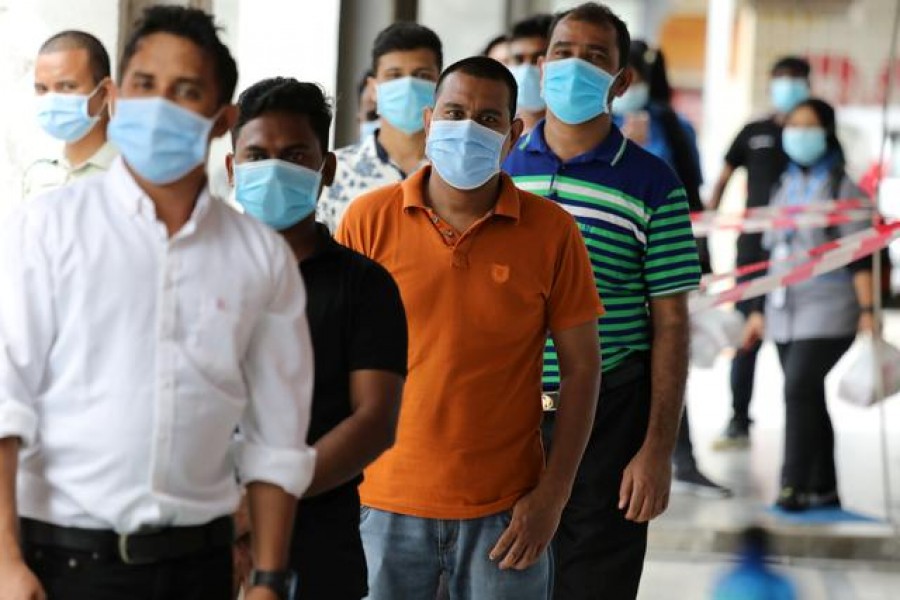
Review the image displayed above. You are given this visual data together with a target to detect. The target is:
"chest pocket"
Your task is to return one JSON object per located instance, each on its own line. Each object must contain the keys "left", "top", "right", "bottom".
{"left": 183, "top": 297, "right": 251, "bottom": 399}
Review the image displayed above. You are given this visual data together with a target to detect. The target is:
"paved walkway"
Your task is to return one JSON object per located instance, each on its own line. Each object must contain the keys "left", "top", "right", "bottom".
{"left": 638, "top": 311, "right": 900, "bottom": 598}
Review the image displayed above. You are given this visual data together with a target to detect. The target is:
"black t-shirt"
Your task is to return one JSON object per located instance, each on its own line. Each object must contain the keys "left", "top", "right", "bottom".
{"left": 290, "top": 224, "right": 407, "bottom": 598}
{"left": 725, "top": 117, "right": 789, "bottom": 268}
{"left": 725, "top": 116, "right": 788, "bottom": 209}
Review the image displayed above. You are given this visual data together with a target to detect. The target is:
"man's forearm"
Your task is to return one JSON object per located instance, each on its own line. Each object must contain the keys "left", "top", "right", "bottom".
{"left": 246, "top": 481, "right": 297, "bottom": 571}
{"left": 0, "top": 437, "right": 21, "bottom": 562}
{"left": 543, "top": 370, "right": 600, "bottom": 498}
{"left": 645, "top": 311, "right": 690, "bottom": 457}
{"left": 305, "top": 412, "right": 393, "bottom": 498}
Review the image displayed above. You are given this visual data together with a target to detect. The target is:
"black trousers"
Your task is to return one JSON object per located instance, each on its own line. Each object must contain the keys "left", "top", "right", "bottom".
{"left": 776, "top": 336, "right": 854, "bottom": 493}
{"left": 672, "top": 408, "right": 695, "bottom": 473}
{"left": 23, "top": 542, "right": 232, "bottom": 600}
{"left": 543, "top": 356, "right": 651, "bottom": 600}
{"left": 730, "top": 234, "right": 766, "bottom": 425}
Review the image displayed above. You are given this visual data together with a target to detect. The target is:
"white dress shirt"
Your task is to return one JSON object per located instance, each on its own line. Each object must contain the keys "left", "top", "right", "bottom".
{"left": 0, "top": 157, "right": 316, "bottom": 533}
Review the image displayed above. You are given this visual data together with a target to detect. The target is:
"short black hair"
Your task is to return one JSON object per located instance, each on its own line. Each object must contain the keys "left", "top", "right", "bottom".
{"left": 548, "top": 2, "right": 631, "bottom": 70}
{"left": 788, "top": 97, "right": 844, "bottom": 165}
{"left": 771, "top": 56, "right": 811, "bottom": 79}
{"left": 233, "top": 77, "right": 332, "bottom": 154}
{"left": 481, "top": 34, "right": 508, "bottom": 57}
{"left": 39, "top": 30, "right": 111, "bottom": 85}
{"left": 372, "top": 22, "right": 443, "bottom": 74}
{"left": 119, "top": 5, "right": 238, "bottom": 105}
{"left": 510, "top": 14, "right": 553, "bottom": 42}
{"left": 435, "top": 56, "right": 518, "bottom": 120}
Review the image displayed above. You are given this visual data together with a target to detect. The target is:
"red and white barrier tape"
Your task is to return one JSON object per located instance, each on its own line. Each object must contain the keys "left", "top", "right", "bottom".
{"left": 690, "top": 221, "right": 900, "bottom": 313}
{"left": 691, "top": 209, "right": 872, "bottom": 237}
{"left": 690, "top": 198, "right": 873, "bottom": 237}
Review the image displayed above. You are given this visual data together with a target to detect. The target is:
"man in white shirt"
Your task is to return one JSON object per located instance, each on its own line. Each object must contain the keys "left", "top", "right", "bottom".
{"left": 25, "top": 30, "right": 118, "bottom": 200}
{"left": 0, "top": 7, "right": 315, "bottom": 600}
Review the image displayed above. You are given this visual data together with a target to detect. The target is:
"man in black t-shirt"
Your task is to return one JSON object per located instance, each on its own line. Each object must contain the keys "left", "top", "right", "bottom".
{"left": 227, "top": 77, "right": 408, "bottom": 600}
{"left": 708, "top": 56, "right": 811, "bottom": 449}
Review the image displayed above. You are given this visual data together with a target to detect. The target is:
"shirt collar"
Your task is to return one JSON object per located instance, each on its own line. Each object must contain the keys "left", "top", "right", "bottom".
{"left": 87, "top": 141, "right": 119, "bottom": 170}
{"left": 57, "top": 141, "right": 119, "bottom": 172}
{"left": 304, "top": 223, "right": 343, "bottom": 262}
{"left": 107, "top": 156, "right": 213, "bottom": 231}
{"left": 518, "top": 119, "right": 629, "bottom": 166}
{"left": 400, "top": 165, "right": 521, "bottom": 221}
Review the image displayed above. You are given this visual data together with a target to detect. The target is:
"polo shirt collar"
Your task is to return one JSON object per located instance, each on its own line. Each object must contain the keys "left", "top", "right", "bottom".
{"left": 519, "top": 119, "right": 629, "bottom": 166}
{"left": 401, "top": 165, "right": 520, "bottom": 221}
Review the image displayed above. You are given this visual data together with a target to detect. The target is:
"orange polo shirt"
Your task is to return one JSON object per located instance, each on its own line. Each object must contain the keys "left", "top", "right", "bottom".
{"left": 336, "top": 166, "right": 603, "bottom": 519}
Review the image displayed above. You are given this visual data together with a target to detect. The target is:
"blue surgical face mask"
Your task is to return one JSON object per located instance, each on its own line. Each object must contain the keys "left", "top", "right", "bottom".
{"left": 359, "top": 119, "right": 379, "bottom": 140}
{"left": 376, "top": 77, "right": 436, "bottom": 134}
{"left": 543, "top": 58, "right": 618, "bottom": 125}
{"left": 108, "top": 97, "right": 216, "bottom": 185}
{"left": 509, "top": 64, "right": 545, "bottom": 112}
{"left": 611, "top": 82, "right": 649, "bottom": 116}
{"left": 235, "top": 159, "right": 323, "bottom": 231}
{"left": 771, "top": 77, "right": 810, "bottom": 114}
{"left": 426, "top": 119, "right": 507, "bottom": 190}
{"left": 35, "top": 81, "right": 106, "bottom": 142}
{"left": 782, "top": 126, "right": 827, "bottom": 166}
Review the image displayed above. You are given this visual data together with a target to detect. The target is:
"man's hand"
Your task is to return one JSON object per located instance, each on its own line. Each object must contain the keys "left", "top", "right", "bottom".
{"left": 243, "top": 586, "right": 280, "bottom": 600}
{"left": 0, "top": 558, "right": 45, "bottom": 600}
{"left": 489, "top": 486, "right": 565, "bottom": 571}
{"left": 618, "top": 446, "right": 672, "bottom": 522}
{"left": 741, "top": 312, "right": 765, "bottom": 351}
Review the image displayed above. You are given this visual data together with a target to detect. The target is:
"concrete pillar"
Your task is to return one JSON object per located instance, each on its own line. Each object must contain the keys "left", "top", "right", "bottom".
{"left": 332, "top": 0, "right": 395, "bottom": 148}
{"left": 700, "top": 0, "right": 737, "bottom": 190}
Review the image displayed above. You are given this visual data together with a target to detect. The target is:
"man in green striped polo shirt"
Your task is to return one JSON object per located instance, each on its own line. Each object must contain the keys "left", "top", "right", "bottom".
{"left": 503, "top": 4, "right": 701, "bottom": 599}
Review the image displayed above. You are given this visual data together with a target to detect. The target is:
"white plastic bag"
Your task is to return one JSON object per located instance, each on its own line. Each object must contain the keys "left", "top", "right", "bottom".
{"left": 835, "top": 333, "right": 900, "bottom": 406}
{"left": 690, "top": 309, "right": 745, "bottom": 369}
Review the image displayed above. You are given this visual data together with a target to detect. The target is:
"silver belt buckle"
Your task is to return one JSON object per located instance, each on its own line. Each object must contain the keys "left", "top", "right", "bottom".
{"left": 542, "top": 393, "right": 559, "bottom": 412}
{"left": 118, "top": 532, "right": 135, "bottom": 565}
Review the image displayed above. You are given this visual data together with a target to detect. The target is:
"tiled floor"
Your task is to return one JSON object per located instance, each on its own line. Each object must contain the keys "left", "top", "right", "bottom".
{"left": 637, "top": 311, "right": 900, "bottom": 598}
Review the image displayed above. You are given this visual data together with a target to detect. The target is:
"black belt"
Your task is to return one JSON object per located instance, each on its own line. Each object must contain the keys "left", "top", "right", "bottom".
{"left": 21, "top": 516, "right": 233, "bottom": 566}
{"left": 542, "top": 352, "right": 648, "bottom": 411}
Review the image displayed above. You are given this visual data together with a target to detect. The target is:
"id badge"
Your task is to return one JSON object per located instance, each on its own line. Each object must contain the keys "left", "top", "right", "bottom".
{"left": 768, "top": 244, "right": 790, "bottom": 308}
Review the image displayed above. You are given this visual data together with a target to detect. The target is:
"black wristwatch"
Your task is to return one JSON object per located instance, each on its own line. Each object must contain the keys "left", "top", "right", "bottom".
{"left": 248, "top": 569, "right": 298, "bottom": 600}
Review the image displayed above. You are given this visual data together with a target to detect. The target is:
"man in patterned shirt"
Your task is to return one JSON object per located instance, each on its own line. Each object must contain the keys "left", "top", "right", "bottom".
{"left": 504, "top": 4, "right": 701, "bottom": 599}
{"left": 317, "top": 23, "right": 442, "bottom": 231}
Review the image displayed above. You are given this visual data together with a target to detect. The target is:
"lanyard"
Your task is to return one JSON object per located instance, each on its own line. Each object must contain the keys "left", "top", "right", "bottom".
{"left": 781, "top": 169, "right": 830, "bottom": 244}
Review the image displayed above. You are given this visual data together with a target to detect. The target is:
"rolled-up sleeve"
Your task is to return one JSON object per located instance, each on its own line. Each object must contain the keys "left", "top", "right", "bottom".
{"left": 236, "top": 237, "right": 316, "bottom": 497}
{"left": 0, "top": 209, "right": 55, "bottom": 446}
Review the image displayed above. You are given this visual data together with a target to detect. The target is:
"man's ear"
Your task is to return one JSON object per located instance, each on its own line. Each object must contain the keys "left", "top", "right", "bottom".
{"left": 321, "top": 151, "right": 337, "bottom": 188}
{"left": 225, "top": 153, "right": 235, "bottom": 186}
{"left": 610, "top": 68, "right": 633, "bottom": 100}
{"left": 211, "top": 103, "right": 238, "bottom": 139}
{"left": 503, "top": 117, "right": 525, "bottom": 162}
{"left": 423, "top": 107, "right": 433, "bottom": 138}
{"left": 367, "top": 75, "right": 378, "bottom": 107}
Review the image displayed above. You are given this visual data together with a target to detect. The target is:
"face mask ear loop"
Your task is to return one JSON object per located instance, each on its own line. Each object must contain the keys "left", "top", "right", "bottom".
{"left": 86, "top": 77, "right": 111, "bottom": 118}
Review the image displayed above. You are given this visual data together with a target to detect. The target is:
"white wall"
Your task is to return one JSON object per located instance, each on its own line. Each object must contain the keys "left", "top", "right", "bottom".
{"left": 417, "top": 0, "right": 507, "bottom": 66}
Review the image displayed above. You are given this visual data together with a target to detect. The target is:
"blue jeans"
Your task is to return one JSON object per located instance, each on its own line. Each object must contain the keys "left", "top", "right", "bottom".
{"left": 360, "top": 507, "right": 551, "bottom": 600}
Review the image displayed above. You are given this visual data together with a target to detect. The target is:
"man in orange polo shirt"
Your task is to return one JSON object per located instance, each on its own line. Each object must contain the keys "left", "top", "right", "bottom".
{"left": 337, "top": 56, "right": 602, "bottom": 599}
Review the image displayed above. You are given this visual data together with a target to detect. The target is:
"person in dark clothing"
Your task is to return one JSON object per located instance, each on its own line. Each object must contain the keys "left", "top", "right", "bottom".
{"left": 228, "top": 77, "right": 408, "bottom": 600}
{"left": 612, "top": 40, "right": 730, "bottom": 498}
{"left": 708, "top": 57, "right": 811, "bottom": 450}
